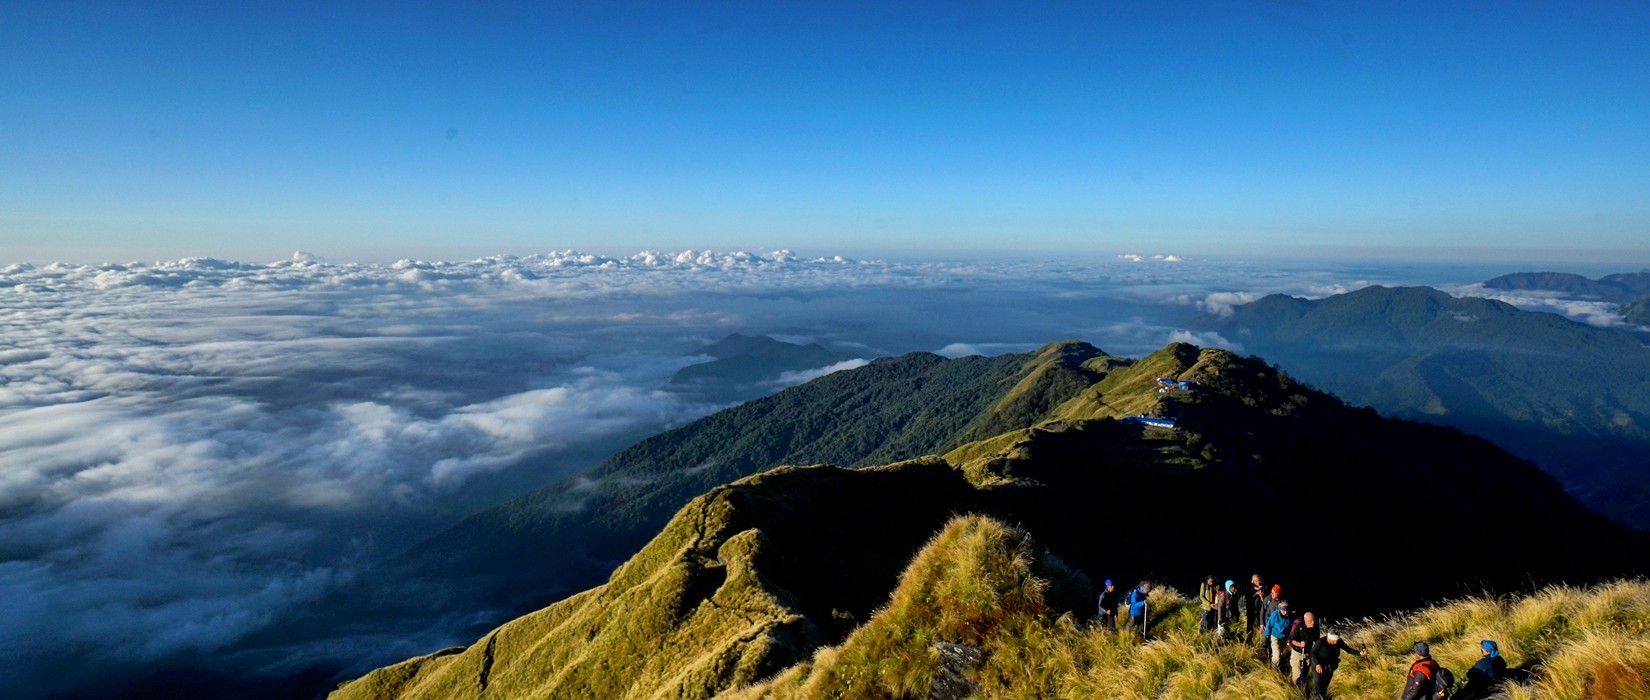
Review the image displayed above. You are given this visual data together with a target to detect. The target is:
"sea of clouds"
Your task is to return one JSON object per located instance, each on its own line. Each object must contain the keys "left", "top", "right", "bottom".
{"left": 1, "top": 249, "right": 1610, "bottom": 697}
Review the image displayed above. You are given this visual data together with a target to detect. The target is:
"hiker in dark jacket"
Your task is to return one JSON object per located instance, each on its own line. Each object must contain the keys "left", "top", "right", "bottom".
{"left": 1199, "top": 574, "right": 1220, "bottom": 633}
{"left": 1096, "top": 579, "right": 1121, "bottom": 630}
{"left": 1247, "top": 574, "right": 1266, "bottom": 640}
{"left": 1309, "top": 628, "right": 1367, "bottom": 698}
{"left": 1288, "top": 611, "right": 1322, "bottom": 688}
{"left": 1401, "top": 642, "right": 1443, "bottom": 700}
{"left": 1457, "top": 639, "right": 1508, "bottom": 699}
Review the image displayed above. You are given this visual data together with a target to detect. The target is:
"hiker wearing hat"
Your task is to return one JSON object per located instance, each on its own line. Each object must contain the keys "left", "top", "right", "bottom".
{"left": 1096, "top": 579, "right": 1121, "bottom": 630}
{"left": 1219, "top": 580, "right": 1241, "bottom": 637}
{"left": 1308, "top": 628, "right": 1368, "bottom": 698}
{"left": 1288, "top": 611, "right": 1323, "bottom": 689}
{"left": 1199, "top": 574, "right": 1220, "bottom": 633}
{"left": 1401, "top": 642, "right": 1449, "bottom": 700}
{"left": 1208, "top": 577, "right": 1232, "bottom": 636}
{"left": 1259, "top": 583, "right": 1284, "bottom": 652}
{"left": 1264, "top": 600, "right": 1294, "bottom": 673}
{"left": 1457, "top": 640, "right": 1508, "bottom": 699}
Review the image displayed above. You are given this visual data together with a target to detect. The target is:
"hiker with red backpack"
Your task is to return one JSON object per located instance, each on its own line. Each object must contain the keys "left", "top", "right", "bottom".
{"left": 1402, "top": 642, "right": 1455, "bottom": 700}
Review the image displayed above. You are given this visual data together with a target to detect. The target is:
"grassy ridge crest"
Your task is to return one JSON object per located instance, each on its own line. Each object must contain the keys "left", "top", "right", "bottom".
{"left": 731, "top": 518, "right": 1650, "bottom": 699}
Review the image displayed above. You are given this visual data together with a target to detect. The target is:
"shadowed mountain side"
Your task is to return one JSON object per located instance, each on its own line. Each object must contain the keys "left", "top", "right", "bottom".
{"left": 1195, "top": 285, "right": 1650, "bottom": 529}
{"left": 388, "top": 341, "right": 1105, "bottom": 616}
{"left": 334, "top": 347, "right": 1649, "bottom": 700}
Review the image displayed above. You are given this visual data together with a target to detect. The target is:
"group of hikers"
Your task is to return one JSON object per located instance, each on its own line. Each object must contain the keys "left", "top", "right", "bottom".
{"left": 1094, "top": 575, "right": 1511, "bottom": 699}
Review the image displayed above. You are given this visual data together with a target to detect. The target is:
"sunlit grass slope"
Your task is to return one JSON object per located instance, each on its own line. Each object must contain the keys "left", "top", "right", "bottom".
{"left": 734, "top": 518, "right": 1650, "bottom": 700}
{"left": 330, "top": 459, "right": 985, "bottom": 700}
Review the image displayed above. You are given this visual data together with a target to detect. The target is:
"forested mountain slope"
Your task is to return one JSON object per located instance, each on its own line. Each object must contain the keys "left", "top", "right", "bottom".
{"left": 1195, "top": 285, "right": 1650, "bottom": 528}
{"left": 392, "top": 341, "right": 1107, "bottom": 613}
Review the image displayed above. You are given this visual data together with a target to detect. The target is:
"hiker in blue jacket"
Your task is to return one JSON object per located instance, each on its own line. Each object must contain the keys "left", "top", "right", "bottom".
{"left": 1265, "top": 601, "right": 1294, "bottom": 673}
{"left": 1457, "top": 639, "right": 1508, "bottom": 699}
{"left": 1127, "top": 581, "right": 1152, "bottom": 635}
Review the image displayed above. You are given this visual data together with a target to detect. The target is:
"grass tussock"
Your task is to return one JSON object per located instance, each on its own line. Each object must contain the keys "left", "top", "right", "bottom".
{"left": 726, "top": 516, "right": 1053, "bottom": 699}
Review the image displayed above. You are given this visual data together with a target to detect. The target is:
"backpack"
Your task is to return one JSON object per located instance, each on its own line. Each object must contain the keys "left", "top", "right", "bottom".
{"left": 1434, "top": 666, "right": 1455, "bottom": 699}
{"left": 1412, "top": 659, "right": 1454, "bottom": 699}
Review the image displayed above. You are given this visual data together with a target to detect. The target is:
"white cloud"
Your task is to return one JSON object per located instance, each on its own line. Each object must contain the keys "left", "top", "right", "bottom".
{"left": 1204, "top": 291, "right": 1263, "bottom": 317}
{"left": 1449, "top": 284, "right": 1626, "bottom": 327}
{"left": 767, "top": 359, "right": 871, "bottom": 388}
{"left": 1167, "top": 329, "right": 1244, "bottom": 352}
{"left": 0, "top": 248, "right": 1429, "bottom": 695}
{"left": 934, "top": 342, "right": 1042, "bottom": 358}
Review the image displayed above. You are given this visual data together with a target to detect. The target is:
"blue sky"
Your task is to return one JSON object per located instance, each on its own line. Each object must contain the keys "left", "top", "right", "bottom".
{"left": 3, "top": 1, "right": 1648, "bottom": 264}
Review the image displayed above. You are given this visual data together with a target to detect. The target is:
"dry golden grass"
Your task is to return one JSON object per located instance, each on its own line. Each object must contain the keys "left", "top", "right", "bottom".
{"left": 336, "top": 498, "right": 1650, "bottom": 700}
{"left": 732, "top": 528, "right": 1650, "bottom": 700}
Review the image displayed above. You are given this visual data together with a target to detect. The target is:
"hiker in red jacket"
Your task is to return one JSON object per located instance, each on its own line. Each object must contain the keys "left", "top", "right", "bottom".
{"left": 1402, "top": 642, "right": 1444, "bottom": 700}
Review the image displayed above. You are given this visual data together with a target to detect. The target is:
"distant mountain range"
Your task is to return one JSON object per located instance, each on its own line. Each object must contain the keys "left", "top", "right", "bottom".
{"left": 666, "top": 334, "right": 860, "bottom": 404}
{"left": 1194, "top": 285, "right": 1650, "bottom": 528}
{"left": 1481, "top": 270, "right": 1650, "bottom": 303}
{"left": 333, "top": 342, "right": 1647, "bottom": 700}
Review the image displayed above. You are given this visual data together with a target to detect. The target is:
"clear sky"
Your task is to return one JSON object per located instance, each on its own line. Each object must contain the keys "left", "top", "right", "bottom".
{"left": 3, "top": 1, "right": 1648, "bottom": 264}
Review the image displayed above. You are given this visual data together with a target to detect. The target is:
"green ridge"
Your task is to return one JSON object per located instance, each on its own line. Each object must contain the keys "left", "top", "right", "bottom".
{"left": 391, "top": 342, "right": 1105, "bottom": 617}
{"left": 335, "top": 344, "right": 1650, "bottom": 700}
